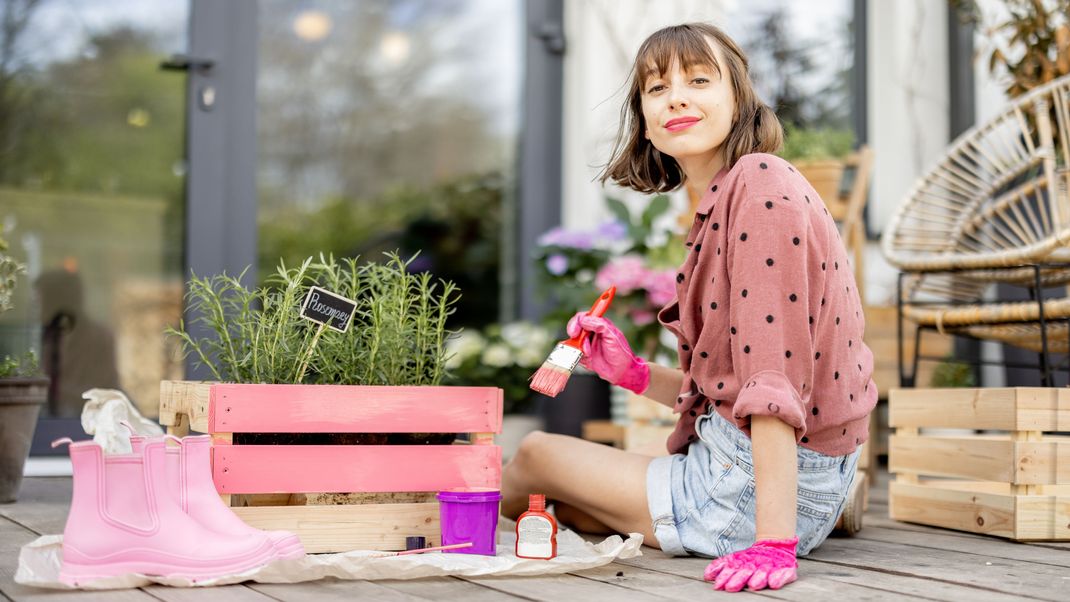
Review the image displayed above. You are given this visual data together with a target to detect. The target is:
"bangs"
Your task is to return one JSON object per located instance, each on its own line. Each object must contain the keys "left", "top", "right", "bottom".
{"left": 637, "top": 26, "right": 721, "bottom": 84}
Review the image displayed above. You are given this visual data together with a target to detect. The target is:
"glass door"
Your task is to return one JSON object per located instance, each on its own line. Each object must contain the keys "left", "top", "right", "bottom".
{"left": 255, "top": 0, "right": 522, "bottom": 327}
{"left": 0, "top": 0, "right": 190, "bottom": 454}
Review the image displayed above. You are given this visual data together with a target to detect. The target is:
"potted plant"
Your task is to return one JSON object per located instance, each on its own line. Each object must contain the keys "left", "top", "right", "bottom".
{"left": 534, "top": 197, "right": 683, "bottom": 431}
{"left": 778, "top": 124, "right": 855, "bottom": 204}
{"left": 162, "top": 252, "right": 503, "bottom": 552}
{"left": 0, "top": 235, "right": 49, "bottom": 503}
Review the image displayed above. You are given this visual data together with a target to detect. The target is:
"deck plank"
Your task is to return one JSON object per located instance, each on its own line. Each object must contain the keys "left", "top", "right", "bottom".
{"left": 0, "top": 516, "right": 154, "bottom": 602}
{"left": 810, "top": 536, "right": 1066, "bottom": 601}
{"left": 376, "top": 577, "right": 529, "bottom": 601}
{"left": 4, "top": 472, "right": 1070, "bottom": 600}
{"left": 249, "top": 579, "right": 430, "bottom": 601}
{"left": 459, "top": 572, "right": 673, "bottom": 601}
{"left": 614, "top": 545, "right": 1041, "bottom": 601}
{"left": 0, "top": 478, "right": 71, "bottom": 536}
{"left": 854, "top": 525, "right": 1070, "bottom": 566}
{"left": 142, "top": 584, "right": 278, "bottom": 601}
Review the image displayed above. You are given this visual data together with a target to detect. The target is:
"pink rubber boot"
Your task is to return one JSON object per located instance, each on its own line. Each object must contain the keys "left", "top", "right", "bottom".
{"left": 128, "top": 431, "right": 303, "bottom": 559}
{"left": 56, "top": 437, "right": 278, "bottom": 586}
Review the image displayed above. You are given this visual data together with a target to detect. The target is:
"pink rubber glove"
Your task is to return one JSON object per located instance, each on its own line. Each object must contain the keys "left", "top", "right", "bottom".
{"left": 703, "top": 537, "right": 798, "bottom": 592}
{"left": 565, "top": 312, "right": 650, "bottom": 395}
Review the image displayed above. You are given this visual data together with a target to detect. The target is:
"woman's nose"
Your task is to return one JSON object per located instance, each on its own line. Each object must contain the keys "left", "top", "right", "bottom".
{"left": 669, "top": 90, "right": 689, "bottom": 110}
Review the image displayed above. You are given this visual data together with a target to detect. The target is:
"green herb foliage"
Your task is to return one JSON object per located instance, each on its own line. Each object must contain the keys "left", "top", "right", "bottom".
{"left": 167, "top": 253, "right": 459, "bottom": 386}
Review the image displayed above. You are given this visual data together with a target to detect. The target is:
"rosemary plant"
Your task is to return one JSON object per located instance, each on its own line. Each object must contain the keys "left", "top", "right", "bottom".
{"left": 168, "top": 253, "right": 459, "bottom": 386}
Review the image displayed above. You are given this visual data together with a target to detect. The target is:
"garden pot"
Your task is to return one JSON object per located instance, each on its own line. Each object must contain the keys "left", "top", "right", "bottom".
{"left": 538, "top": 373, "right": 611, "bottom": 438}
{"left": 0, "top": 377, "right": 48, "bottom": 503}
{"left": 795, "top": 160, "right": 845, "bottom": 211}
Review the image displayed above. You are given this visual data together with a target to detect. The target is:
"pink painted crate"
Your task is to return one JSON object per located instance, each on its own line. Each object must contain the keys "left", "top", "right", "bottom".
{"left": 158, "top": 380, "right": 503, "bottom": 553}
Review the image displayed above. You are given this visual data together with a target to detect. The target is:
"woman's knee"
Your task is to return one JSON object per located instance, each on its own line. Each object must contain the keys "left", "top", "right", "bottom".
{"left": 512, "top": 430, "right": 557, "bottom": 468}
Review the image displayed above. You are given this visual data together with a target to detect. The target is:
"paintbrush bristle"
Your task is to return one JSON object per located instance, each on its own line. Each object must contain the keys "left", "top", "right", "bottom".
{"left": 529, "top": 363, "right": 571, "bottom": 397}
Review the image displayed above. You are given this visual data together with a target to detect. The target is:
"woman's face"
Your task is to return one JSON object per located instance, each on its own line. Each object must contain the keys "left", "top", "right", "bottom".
{"left": 639, "top": 40, "right": 736, "bottom": 166}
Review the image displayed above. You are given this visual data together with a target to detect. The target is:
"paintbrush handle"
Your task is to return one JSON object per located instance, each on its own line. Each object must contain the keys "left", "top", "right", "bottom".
{"left": 394, "top": 542, "right": 474, "bottom": 555}
{"left": 564, "top": 286, "right": 616, "bottom": 346}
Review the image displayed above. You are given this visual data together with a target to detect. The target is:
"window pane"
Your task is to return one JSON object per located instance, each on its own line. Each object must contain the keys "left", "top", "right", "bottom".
{"left": 257, "top": 0, "right": 521, "bottom": 326}
{"left": 725, "top": 1, "right": 856, "bottom": 141}
{"left": 0, "top": 0, "right": 188, "bottom": 419}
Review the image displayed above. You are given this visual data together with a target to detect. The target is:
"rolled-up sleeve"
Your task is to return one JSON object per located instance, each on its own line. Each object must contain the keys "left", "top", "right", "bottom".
{"left": 723, "top": 179, "right": 819, "bottom": 440}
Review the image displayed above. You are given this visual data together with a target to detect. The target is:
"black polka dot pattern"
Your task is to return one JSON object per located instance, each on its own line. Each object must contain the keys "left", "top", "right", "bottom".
{"left": 656, "top": 155, "right": 874, "bottom": 457}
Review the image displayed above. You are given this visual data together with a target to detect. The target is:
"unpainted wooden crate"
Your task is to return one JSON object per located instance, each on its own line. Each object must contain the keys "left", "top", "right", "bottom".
{"left": 159, "top": 380, "right": 502, "bottom": 553}
{"left": 888, "top": 387, "right": 1070, "bottom": 540}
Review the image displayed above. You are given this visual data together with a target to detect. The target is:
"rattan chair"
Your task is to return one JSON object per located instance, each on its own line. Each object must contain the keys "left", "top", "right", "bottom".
{"left": 882, "top": 75, "right": 1070, "bottom": 383}
{"left": 883, "top": 74, "right": 1070, "bottom": 280}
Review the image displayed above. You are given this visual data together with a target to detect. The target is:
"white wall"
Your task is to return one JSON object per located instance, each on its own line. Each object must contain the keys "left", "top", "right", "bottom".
{"left": 862, "top": 0, "right": 952, "bottom": 306}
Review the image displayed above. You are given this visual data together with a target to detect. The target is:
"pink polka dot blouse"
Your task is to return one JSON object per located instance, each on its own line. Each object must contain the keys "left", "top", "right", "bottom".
{"left": 657, "top": 153, "right": 877, "bottom": 457}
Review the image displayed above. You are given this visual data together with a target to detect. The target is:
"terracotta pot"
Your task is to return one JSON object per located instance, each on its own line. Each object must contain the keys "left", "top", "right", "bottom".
{"left": 795, "top": 160, "right": 845, "bottom": 206}
{"left": 0, "top": 377, "right": 48, "bottom": 503}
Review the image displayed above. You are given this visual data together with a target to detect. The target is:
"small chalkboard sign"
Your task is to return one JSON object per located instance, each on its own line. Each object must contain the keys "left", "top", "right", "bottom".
{"left": 300, "top": 286, "right": 357, "bottom": 332}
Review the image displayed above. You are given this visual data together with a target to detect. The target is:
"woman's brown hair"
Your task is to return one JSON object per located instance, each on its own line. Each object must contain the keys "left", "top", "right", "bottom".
{"left": 600, "top": 23, "right": 783, "bottom": 194}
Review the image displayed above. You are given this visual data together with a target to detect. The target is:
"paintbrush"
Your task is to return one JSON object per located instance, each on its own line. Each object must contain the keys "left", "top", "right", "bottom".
{"left": 370, "top": 542, "right": 474, "bottom": 557}
{"left": 529, "top": 286, "right": 616, "bottom": 398}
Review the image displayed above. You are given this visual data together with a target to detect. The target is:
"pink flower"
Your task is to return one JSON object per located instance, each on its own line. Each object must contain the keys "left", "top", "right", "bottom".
{"left": 645, "top": 269, "right": 677, "bottom": 307}
{"left": 630, "top": 309, "right": 656, "bottom": 325}
{"left": 594, "top": 255, "right": 649, "bottom": 295}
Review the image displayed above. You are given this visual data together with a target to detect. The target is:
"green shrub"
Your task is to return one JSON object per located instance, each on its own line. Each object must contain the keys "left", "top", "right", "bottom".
{"left": 168, "top": 253, "right": 459, "bottom": 386}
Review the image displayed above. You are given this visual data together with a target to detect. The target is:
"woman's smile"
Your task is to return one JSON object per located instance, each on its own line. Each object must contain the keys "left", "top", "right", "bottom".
{"left": 665, "top": 116, "right": 701, "bottom": 132}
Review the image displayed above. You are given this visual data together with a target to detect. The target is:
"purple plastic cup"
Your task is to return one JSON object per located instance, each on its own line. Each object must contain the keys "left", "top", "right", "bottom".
{"left": 436, "top": 488, "right": 502, "bottom": 555}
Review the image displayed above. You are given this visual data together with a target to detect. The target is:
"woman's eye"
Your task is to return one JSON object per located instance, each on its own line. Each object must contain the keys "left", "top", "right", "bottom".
{"left": 647, "top": 84, "right": 665, "bottom": 93}
{"left": 693, "top": 77, "right": 710, "bottom": 84}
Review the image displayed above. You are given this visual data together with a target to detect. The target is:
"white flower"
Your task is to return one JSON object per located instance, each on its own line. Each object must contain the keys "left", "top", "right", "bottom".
{"left": 446, "top": 330, "right": 486, "bottom": 368}
{"left": 501, "top": 322, "right": 533, "bottom": 348}
{"left": 528, "top": 328, "right": 553, "bottom": 350}
{"left": 516, "top": 346, "right": 546, "bottom": 368}
{"left": 481, "top": 344, "right": 513, "bottom": 367}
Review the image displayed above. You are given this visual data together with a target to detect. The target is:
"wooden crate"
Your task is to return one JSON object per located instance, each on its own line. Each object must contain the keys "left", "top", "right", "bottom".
{"left": 158, "top": 380, "right": 503, "bottom": 553}
{"left": 582, "top": 420, "right": 675, "bottom": 453}
{"left": 888, "top": 387, "right": 1070, "bottom": 540}
{"left": 862, "top": 305, "right": 953, "bottom": 396}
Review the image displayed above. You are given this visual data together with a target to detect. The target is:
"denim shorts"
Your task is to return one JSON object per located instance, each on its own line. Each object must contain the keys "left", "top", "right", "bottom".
{"left": 646, "top": 407, "right": 860, "bottom": 558}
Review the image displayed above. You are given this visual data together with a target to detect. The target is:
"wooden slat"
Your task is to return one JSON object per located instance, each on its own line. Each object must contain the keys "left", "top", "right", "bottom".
{"left": 207, "top": 383, "right": 503, "bottom": 434}
{"left": 251, "top": 577, "right": 440, "bottom": 600}
{"left": 159, "top": 380, "right": 212, "bottom": 433}
{"left": 212, "top": 444, "right": 501, "bottom": 494}
{"left": 612, "top": 542, "right": 1041, "bottom": 601}
{"left": 232, "top": 503, "right": 440, "bottom": 553}
{"left": 888, "top": 387, "right": 1070, "bottom": 430}
{"left": 377, "top": 577, "right": 528, "bottom": 601}
{"left": 890, "top": 480, "right": 1070, "bottom": 540}
{"left": 890, "top": 434, "right": 1070, "bottom": 484}
{"left": 143, "top": 584, "right": 276, "bottom": 601}
{"left": 0, "top": 515, "right": 158, "bottom": 601}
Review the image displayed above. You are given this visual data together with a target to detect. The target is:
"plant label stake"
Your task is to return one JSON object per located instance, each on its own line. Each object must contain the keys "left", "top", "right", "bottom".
{"left": 301, "top": 286, "right": 358, "bottom": 332}
{"left": 295, "top": 286, "right": 358, "bottom": 381}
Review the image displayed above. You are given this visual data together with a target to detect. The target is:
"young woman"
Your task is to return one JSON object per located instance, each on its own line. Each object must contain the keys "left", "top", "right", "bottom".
{"left": 501, "top": 23, "right": 876, "bottom": 592}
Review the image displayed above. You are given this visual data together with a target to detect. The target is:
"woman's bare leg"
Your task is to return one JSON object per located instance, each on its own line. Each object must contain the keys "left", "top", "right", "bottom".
{"left": 501, "top": 431, "right": 661, "bottom": 548}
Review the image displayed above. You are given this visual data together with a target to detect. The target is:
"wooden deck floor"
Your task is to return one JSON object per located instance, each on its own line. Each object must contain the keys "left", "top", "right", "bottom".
{"left": 2, "top": 469, "right": 1068, "bottom": 601}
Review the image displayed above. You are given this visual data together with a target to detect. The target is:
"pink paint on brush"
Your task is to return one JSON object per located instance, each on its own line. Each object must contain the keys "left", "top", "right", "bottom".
{"left": 529, "top": 287, "right": 616, "bottom": 397}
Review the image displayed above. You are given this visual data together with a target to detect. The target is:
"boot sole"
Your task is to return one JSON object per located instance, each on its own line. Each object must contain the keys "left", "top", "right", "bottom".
{"left": 59, "top": 544, "right": 278, "bottom": 586}
{"left": 271, "top": 535, "right": 305, "bottom": 560}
